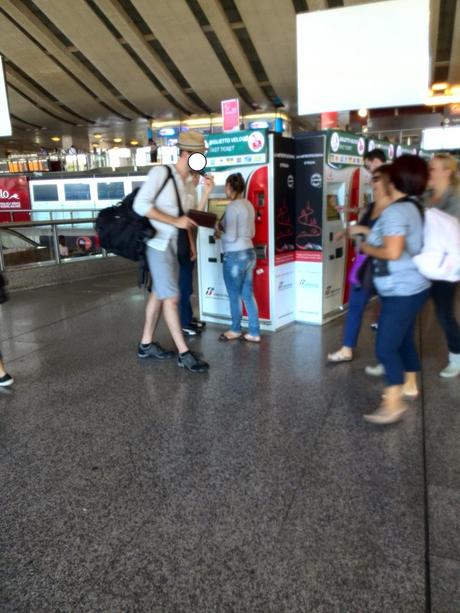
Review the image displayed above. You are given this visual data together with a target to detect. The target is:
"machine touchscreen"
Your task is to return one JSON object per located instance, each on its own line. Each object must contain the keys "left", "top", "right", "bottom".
{"left": 326, "top": 194, "right": 340, "bottom": 221}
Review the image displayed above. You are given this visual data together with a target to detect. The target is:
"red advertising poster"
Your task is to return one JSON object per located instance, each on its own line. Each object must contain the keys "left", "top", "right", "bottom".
{"left": 0, "top": 175, "right": 31, "bottom": 222}
{"left": 320, "top": 112, "right": 338, "bottom": 129}
{"left": 221, "top": 98, "right": 240, "bottom": 132}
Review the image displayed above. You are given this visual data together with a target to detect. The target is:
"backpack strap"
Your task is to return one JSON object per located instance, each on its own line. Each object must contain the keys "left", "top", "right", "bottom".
{"left": 153, "top": 165, "right": 185, "bottom": 217}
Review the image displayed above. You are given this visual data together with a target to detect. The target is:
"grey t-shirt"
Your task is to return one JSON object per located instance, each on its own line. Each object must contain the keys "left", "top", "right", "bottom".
{"left": 367, "top": 200, "right": 431, "bottom": 297}
{"left": 221, "top": 198, "right": 255, "bottom": 253}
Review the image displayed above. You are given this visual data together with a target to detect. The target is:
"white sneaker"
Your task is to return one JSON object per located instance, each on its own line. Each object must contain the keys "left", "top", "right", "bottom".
{"left": 365, "top": 363, "right": 385, "bottom": 377}
{"left": 440, "top": 353, "right": 460, "bottom": 378}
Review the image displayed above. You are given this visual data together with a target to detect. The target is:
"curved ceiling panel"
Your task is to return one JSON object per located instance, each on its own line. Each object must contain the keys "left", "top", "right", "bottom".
{"left": 132, "top": 0, "right": 243, "bottom": 111}
{"left": 33, "top": 0, "right": 170, "bottom": 117}
{"left": 197, "top": 0, "right": 267, "bottom": 106}
{"left": 0, "top": 13, "right": 102, "bottom": 122}
{"left": 236, "top": 0, "right": 297, "bottom": 112}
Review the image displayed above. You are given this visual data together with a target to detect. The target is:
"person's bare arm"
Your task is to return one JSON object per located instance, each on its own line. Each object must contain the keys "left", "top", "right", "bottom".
{"left": 361, "top": 235, "right": 405, "bottom": 260}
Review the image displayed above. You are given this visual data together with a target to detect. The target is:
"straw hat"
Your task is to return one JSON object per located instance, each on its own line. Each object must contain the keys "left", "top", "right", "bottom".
{"left": 177, "top": 130, "right": 207, "bottom": 153}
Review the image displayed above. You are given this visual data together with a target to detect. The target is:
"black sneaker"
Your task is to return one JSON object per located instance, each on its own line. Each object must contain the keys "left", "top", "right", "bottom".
{"left": 137, "top": 342, "right": 175, "bottom": 360}
{"left": 191, "top": 318, "right": 206, "bottom": 330}
{"left": 182, "top": 326, "right": 198, "bottom": 337}
{"left": 0, "top": 373, "right": 14, "bottom": 386}
{"left": 177, "top": 351, "right": 209, "bottom": 373}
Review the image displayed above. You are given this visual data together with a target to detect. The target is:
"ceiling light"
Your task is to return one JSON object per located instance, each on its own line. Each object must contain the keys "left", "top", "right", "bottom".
{"left": 94, "top": 133, "right": 102, "bottom": 139}
{"left": 358, "top": 108, "right": 368, "bottom": 118}
{"left": 51, "top": 136, "right": 61, "bottom": 142}
{"left": 449, "top": 85, "right": 460, "bottom": 95}
{"left": 130, "top": 140, "right": 139, "bottom": 146}
{"left": 113, "top": 137, "right": 122, "bottom": 143}
{"left": 432, "top": 82, "right": 449, "bottom": 91}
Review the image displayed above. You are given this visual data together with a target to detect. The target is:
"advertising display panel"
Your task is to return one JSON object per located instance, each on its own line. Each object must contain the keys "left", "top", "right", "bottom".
{"left": 0, "top": 56, "right": 12, "bottom": 137}
{"left": 0, "top": 175, "right": 31, "bottom": 222}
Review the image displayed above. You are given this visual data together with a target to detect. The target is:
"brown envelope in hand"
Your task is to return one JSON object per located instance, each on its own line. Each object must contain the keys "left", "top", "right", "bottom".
{"left": 187, "top": 209, "right": 217, "bottom": 228}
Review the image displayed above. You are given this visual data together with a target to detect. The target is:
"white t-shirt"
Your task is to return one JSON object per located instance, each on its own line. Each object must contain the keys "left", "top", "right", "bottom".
{"left": 133, "top": 165, "right": 195, "bottom": 251}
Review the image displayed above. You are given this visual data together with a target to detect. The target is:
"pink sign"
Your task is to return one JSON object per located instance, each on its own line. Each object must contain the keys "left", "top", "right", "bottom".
{"left": 320, "top": 112, "right": 338, "bottom": 129}
{"left": 221, "top": 98, "right": 240, "bottom": 132}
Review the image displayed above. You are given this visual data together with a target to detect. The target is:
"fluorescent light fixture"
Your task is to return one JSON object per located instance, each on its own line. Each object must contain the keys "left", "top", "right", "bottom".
{"left": 297, "top": 0, "right": 430, "bottom": 115}
{"left": 0, "top": 56, "right": 12, "bottom": 137}
{"left": 422, "top": 127, "right": 460, "bottom": 150}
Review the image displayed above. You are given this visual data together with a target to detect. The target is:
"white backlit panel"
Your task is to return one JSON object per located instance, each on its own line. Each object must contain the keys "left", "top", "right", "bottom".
{"left": 297, "top": 0, "right": 430, "bottom": 115}
{"left": 422, "top": 127, "right": 460, "bottom": 150}
{"left": 0, "top": 56, "right": 12, "bottom": 137}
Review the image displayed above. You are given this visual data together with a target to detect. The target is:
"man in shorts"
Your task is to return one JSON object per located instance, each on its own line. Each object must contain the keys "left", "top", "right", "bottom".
{"left": 133, "top": 131, "right": 209, "bottom": 373}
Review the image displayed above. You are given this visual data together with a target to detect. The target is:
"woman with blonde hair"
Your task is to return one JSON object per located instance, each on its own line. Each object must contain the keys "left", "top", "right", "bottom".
{"left": 424, "top": 153, "right": 460, "bottom": 377}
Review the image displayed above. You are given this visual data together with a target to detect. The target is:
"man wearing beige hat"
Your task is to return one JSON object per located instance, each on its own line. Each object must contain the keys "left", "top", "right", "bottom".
{"left": 133, "top": 130, "right": 212, "bottom": 373}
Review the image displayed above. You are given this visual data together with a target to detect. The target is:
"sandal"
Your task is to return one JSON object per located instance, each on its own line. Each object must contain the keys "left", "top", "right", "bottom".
{"left": 327, "top": 348, "right": 353, "bottom": 363}
{"left": 218, "top": 332, "right": 242, "bottom": 342}
{"left": 242, "top": 334, "right": 261, "bottom": 343}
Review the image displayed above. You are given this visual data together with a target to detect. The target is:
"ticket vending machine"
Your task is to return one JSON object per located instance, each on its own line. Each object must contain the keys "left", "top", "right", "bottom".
{"left": 196, "top": 130, "right": 294, "bottom": 331}
{"left": 295, "top": 130, "right": 367, "bottom": 324}
{"left": 197, "top": 163, "right": 271, "bottom": 326}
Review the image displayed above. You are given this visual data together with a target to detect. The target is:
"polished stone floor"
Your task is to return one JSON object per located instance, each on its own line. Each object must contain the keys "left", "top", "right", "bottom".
{"left": 1, "top": 272, "right": 459, "bottom": 612}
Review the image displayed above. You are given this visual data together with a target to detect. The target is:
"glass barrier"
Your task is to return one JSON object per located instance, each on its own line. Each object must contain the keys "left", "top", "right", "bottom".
{"left": 56, "top": 222, "right": 102, "bottom": 261}
{"left": 0, "top": 218, "right": 103, "bottom": 270}
{"left": 1, "top": 226, "right": 55, "bottom": 268}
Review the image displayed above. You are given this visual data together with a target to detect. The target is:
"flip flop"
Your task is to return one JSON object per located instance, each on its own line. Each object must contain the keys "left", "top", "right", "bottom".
{"left": 242, "top": 334, "right": 261, "bottom": 343}
{"left": 218, "top": 333, "right": 242, "bottom": 342}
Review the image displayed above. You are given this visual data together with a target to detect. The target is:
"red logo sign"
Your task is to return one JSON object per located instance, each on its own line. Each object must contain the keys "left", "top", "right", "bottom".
{"left": 0, "top": 176, "right": 31, "bottom": 222}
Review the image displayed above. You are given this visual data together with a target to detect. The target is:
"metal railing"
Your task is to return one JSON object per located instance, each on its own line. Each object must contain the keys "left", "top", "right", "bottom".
{"left": 0, "top": 217, "right": 102, "bottom": 272}
{"left": 1, "top": 208, "right": 100, "bottom": 223}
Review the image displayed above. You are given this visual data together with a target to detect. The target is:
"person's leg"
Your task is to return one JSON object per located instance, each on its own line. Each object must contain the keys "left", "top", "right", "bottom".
{"left": 162, "top": 296, "right": 189, "bottom": 354}
{"left": 329, "top": 285, "right": 371, "bottom": 361}
{"left": 241, "top": 250, "right": 260, "bottom": 338}
{"left": 223, "top": 253, "right": 245, "bottom": 335}
{"left": 178, "top": 260, "right": 194, "bottom": 329}
{"left": 431, "top": 281, "right": 460, "bottom": 376}
{"left": 431, "top": 281, "right": 460, "bottom": 353}
{"left": 140, "top": 292, "right": 163, "bottom": 344}
{"left": 365, "top": 297, "right": 407, "bottom": 423}
{"left": 398, "top": 289, "right": 430, "bottom": 395}
{"left": 343, "top": 285, "right": 372, "bottom": 349}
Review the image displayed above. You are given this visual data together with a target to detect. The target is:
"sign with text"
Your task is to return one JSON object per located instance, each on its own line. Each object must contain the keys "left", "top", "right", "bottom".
{"left": 221, "top": 98, "right": 240, "bottom": 132}
{"left": 205, "top": 130, "right": 268, "bottom": 169}
{"left": 0, "top": 175, "right": 31, "bottom": 222}
{"left": 366, "top": 138, "right": 395, "bottom": 161}
{"left": 0, "top": 56, "right": 12, "bottom": 137}
{"left": 327, "top": 131, "right": 366, "bottom": 167}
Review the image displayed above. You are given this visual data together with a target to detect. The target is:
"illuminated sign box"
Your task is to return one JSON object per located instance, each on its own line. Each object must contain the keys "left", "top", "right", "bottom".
{"left": 1, "top": 56, "right": 12, "bottom": 137}
{"left": 297, "top": 0, "right": 430, "bottom": 115}
{"left": 422, "top": 127, "right": 460, "bottom": 150}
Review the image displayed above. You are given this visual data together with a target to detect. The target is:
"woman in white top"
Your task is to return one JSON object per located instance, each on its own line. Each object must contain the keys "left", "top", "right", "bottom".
{"left": 217, "top": 173, "right": 260, "bottom": 342}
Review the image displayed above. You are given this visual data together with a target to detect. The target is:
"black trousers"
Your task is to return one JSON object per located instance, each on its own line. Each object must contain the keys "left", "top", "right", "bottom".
{"left": 431, "top": 281, "right": 460, "bottom": 354}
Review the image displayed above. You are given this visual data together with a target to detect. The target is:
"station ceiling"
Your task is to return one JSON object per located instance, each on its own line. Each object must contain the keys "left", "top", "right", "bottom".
{"left": 0, "top": 0, "right": 459, "bottom": 151}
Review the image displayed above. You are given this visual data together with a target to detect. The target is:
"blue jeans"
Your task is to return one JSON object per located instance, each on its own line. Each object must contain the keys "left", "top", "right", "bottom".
{"left": 376, "top": 289, "right": 430, "bottom": 386}
{"left": 223, "top": 249, "right": 260, "bottom": 336}
{"left": 431, "top": 281, "right": 460, "bottom": 354}
{"left": 343, "top": 284, "right": 374, "bottom": 348}
{"left": 178, "top": 260, "right": 194, "bottom": 328}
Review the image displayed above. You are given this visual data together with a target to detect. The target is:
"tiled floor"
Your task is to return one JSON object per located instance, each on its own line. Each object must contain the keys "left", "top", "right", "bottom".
{"left": 1, "top": 272, "right": 459, "bottom": 612}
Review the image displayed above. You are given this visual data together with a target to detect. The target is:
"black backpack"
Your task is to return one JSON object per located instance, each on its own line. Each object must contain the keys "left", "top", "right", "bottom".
{"left": 95, "top": 166, "right": 173, "bottom": 261}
